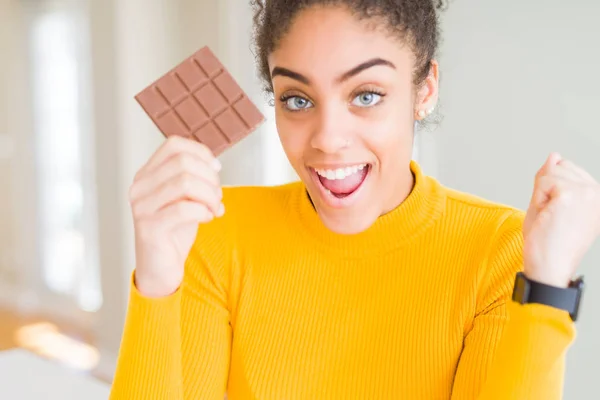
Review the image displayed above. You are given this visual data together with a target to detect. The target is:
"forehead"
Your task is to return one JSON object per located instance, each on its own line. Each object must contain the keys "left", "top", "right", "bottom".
{"left": 268, "top": 5, "right": 414, "bottom": 85}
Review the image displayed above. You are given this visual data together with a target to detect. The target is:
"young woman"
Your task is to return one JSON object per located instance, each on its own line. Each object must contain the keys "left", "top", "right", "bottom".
{"left": 110, "top": 1, "right": 600, "bottom": 399}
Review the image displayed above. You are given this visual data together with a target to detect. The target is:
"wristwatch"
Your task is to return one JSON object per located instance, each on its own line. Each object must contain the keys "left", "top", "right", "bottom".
{"left": 512, "top": 272, "right": 585, "bottom": 322}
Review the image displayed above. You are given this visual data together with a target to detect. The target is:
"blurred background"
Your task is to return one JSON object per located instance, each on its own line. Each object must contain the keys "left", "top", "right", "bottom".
{"left": 0, "top": 0, "right": 598, "bottom": 398}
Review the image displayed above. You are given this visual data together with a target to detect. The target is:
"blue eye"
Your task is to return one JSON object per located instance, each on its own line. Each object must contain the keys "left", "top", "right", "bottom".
{"left": 351, "top": 92, "right": 382, "bottom": 107}
{"left": 283, "top": 96, "right": 313, "bottom": 111}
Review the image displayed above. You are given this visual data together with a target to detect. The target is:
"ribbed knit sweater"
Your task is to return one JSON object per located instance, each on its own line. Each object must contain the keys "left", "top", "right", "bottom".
{"left": 110, "top": 161, "right": 574, "bottom": 399}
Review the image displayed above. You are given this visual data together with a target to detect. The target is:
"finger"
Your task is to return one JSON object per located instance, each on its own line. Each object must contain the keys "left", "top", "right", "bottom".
{"left": 157, "top": 201, "right": 216, "bottom": 232}
{"left": 530, "top": 175, "right": 566, "bottom": 213}
{"left": 528, "top": 154, "right": 560, "bottom": 214}
{"left": 530, "top": 152, "right": 568, "bottom": 207}
{"left": 135, "top": 136, "right": 221, "bottom": 181}
{"left": 535, "top": 152, "right": 561, "bottom": 180}
{"left": 548, "top": 152, "right": 562, "bottom": 166}
{"left": 133, "top": 201, "right": 221, "bottom": 245}
{"left": 540, "top": 178, "right": 581, "bottom": 215}
{"left": 130, "top": 152, "right": 220, "bottom": 203}
{"left": 133, "top": 174, "right": 223, "bottom": 217}
{"left": 556, "top": 159, "right": 596, "bottom": 184}
{"left": 533, "top": 174, "right": 582, "bottom": 212}
{"left": 547, "top": 162, "right": 588, "bottom": 184}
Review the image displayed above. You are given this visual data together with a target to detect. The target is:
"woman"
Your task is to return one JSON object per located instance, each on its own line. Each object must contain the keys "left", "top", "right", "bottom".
{"left": 110, "top": 1, "right": 600, "bottom": 399}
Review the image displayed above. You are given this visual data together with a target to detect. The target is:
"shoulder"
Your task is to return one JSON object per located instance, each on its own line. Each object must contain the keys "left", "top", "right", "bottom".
{"left": 441, "top": 184, "right": 525, "bottom": 296}
{"left": 433, "top": 180, "right": 526, "bottom": 279}
{"left": 429, "top": 183, "right": 527, "bottom": 311}
{"left": 439, "top": 182, "right": 525, "bottom": 234}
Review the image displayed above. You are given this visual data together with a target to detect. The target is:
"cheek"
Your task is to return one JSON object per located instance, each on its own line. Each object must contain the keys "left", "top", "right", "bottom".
{"left": 359, "top": 105, "right": 414, "bottom": 161}
{"left": 275, "top": 109, "right": 310, "bottom": 166}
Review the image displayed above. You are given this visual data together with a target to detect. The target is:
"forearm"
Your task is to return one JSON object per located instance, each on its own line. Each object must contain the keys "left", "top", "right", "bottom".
{"left": 475, "top": 302, "right": 574, "bottom": 400}
{"left": 110, "top": 276, "right": 184, "bottom": 400}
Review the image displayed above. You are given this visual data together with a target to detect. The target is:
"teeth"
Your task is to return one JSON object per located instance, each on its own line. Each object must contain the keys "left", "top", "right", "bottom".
{"left": 314, "top": 163, "right": 367, "bottom": 180}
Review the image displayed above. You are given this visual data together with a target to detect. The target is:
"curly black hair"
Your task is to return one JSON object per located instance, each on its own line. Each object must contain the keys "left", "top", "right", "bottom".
{"left": 250, "top": 0, "right": 447, "bottom": 96}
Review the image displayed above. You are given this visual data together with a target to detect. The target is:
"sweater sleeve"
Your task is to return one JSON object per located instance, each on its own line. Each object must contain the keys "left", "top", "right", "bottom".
{"left": 109, "top": 216, "right": 235, "bottom": 400}
{"left": 451, "top": 211, "right": 576, "bottom": 400}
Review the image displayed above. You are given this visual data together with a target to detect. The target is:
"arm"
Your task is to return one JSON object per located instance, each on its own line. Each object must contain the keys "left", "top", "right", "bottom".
{"left": 109, "top": 221, "right": 234, "bottom": 400}
{"left": 451, "top": 211, "right": 575, "bottom": 400}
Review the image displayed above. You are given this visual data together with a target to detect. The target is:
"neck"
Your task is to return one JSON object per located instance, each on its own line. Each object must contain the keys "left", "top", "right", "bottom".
{"left": 381, "top": 167, "right": 416, "bottom": 217}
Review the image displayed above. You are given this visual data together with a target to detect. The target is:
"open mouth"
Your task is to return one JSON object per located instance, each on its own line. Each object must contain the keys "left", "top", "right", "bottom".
{"left": 313, "top": 163, "right": 371, "bottom": 199}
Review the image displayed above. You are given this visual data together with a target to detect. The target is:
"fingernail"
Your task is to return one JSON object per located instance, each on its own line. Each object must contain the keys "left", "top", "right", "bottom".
{"left": 216, "top": 203, "right": 225, "bottom": 217}
{"left": 211, "top": 158, "right": 222, "bottom": 171}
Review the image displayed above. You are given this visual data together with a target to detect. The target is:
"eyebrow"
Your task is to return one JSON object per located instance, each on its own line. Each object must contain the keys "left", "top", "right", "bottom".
{"left": 270, "top": 57, "right": 396, "bottom": 86}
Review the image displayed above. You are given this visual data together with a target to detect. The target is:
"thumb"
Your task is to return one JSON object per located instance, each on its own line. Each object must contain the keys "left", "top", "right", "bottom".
{"left": 543, "top": 152, "right": 562, "bottom": 173}
{"left": 550, "top": 152, "right": 562, "bottom": 165}
{"left": 530, "top": 152, "right": 562, "bottom": 210}
{"left": 524, "top": 152, "right": 562, "bottom": 235}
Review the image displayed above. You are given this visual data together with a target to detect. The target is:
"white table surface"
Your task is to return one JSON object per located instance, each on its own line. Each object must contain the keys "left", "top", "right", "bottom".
{"left": 0, "top": 349, "right": 110, "bottom": 399}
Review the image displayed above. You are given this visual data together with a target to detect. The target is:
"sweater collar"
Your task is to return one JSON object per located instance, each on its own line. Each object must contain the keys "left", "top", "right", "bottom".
{"left": 292, "top": 160, "right": 446, "bottom": 258}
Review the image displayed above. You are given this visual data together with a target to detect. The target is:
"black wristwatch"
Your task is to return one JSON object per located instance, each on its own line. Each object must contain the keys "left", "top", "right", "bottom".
{"left": 512, "top": 272, "right": 585, "bottom": 322}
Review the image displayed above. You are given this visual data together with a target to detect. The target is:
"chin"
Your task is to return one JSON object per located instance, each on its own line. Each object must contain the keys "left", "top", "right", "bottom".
{"left": 317, "top": 207, "right": 379, "bottom": 235}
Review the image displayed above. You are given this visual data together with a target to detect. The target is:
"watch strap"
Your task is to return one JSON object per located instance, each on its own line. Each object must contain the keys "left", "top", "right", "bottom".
{"left": 512, "top": 272, "right": 584, "bottom": 321}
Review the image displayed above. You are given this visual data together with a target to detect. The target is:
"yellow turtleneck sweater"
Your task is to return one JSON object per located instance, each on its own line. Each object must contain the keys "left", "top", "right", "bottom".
{"left": 110, "top": 161, "right": 575, "bottom": 400}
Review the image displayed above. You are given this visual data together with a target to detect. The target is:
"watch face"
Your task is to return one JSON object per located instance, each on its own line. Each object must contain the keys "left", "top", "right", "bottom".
{"left": 570, "top": 276, "right": 585, "bottom": 322}
{"left": 512, "top": 272, "right": 530, "bottom": 304}
{"left": 570, "top": 276, "right": 585, "bottom": 290}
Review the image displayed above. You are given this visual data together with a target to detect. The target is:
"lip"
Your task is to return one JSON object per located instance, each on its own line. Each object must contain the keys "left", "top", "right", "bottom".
{"left": 307, "top": 164, "right": 371, "bottom": 209}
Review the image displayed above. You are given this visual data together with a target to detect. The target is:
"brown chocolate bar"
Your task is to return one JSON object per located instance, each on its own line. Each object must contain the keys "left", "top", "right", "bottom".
{"left": 135, "top": 46, "right": 265, "bottom": 155}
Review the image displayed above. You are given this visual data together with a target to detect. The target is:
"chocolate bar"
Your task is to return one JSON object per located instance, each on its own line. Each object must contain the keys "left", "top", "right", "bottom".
{"left": 135, "top": 46, "right": 265, "bottom": 155}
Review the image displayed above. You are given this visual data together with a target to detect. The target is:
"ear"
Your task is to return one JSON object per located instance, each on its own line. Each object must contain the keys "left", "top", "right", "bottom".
{"left": 414, "top": 60, "right": 440, "bottom": 120}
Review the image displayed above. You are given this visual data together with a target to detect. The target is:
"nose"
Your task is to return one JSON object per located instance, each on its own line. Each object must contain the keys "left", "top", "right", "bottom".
{"left": 309, "top": 103, "right": 351, "bottom": 154}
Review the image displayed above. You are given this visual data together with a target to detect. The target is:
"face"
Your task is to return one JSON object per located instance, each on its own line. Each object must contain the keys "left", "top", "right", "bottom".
{"left": 268, "top": 5, "right": 439, "bottom": 234}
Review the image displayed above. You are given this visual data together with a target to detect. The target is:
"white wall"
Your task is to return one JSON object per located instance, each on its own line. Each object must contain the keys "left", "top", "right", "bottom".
{"left": 435, "top": 1, "right": 600, "bottom": 398}
{"left": 0, "top": 0, "right": 44, "bottom": 311}
{"left": 0, "top": 0, "right": 18, "bottom": 289}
